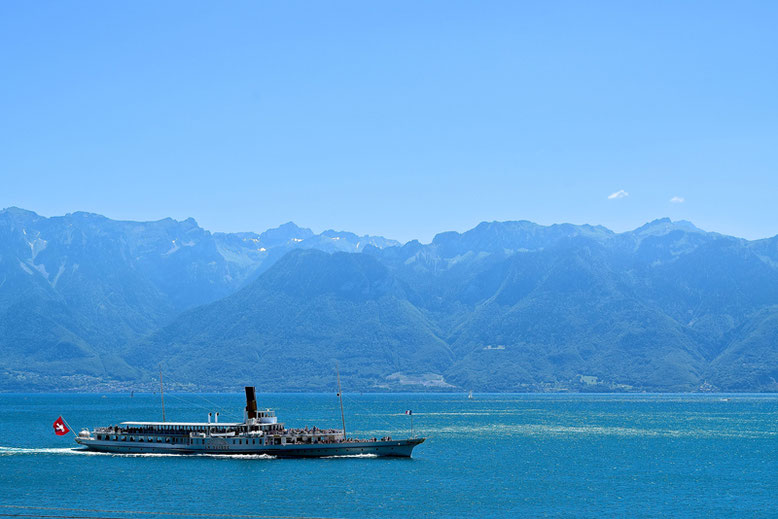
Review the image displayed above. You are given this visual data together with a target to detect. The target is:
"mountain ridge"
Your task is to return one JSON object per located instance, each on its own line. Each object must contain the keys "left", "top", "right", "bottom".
{"left": 2, "top": 207, "right": 777, "bottom": 392}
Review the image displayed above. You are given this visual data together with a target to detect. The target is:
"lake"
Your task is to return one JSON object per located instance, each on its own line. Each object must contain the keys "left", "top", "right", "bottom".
{"left": 1, "top": 393, "right": 777, "bottom": 518}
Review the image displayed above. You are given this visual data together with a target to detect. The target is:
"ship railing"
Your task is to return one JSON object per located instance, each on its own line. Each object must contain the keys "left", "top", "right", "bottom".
{"left": 210, "top": 431, "right": 236, "bottom": 437}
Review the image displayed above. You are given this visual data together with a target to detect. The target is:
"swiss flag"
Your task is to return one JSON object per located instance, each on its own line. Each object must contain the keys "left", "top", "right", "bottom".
{"left": 53, "top": 416, "right": 70, "bottom": 436}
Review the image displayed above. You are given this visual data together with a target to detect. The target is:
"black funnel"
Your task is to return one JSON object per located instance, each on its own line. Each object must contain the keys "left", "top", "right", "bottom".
{"left": 245, "top": 386, "right": 258, "bottom": 419}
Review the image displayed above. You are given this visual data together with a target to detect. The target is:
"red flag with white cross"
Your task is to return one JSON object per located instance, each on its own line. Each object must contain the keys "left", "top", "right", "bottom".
{"left": 53, "top": 416, "right": 70, "bottom": 436}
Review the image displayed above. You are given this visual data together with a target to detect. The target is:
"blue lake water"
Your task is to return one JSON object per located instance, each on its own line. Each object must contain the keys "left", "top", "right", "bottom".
{"left": 1, "top": 393, "right": 777, "bottom": 518}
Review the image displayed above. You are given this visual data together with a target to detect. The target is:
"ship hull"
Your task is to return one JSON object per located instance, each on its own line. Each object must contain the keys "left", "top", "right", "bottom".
{"left": 75, "top": 437, "right": 424, "bottom": 458}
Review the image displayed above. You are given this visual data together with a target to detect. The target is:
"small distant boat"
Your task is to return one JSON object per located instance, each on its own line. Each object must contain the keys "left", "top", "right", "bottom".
{"left": 468, "top": 391, "right": 473, "bottom": 399}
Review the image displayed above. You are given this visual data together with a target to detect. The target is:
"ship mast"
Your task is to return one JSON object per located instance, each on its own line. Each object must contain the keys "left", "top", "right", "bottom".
{"left": 159, "top": 367, "right": 166, "bottom": 422}
{"left": 336, "top": 363, "right": 346, "bottom": 438}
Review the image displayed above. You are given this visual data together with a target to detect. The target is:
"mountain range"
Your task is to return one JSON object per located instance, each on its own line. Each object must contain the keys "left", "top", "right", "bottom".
{"left": 2, "top": 207, "right": 778, "bottom": 393}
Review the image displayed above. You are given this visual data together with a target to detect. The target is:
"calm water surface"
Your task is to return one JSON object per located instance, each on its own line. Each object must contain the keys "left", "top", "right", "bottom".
{"left": 1, "top": 393, "right": 777, "bottom": 518}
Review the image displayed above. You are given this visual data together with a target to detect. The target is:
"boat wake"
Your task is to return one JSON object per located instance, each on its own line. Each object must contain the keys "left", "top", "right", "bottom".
{"left": 0, "top": 446, "right": 93, "bottom": 456}
{"left": 0, "top": 446, "right": 276, "bottom": 459}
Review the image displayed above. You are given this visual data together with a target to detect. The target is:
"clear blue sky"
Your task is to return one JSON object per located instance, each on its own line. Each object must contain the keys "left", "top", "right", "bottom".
{"left": 1, "top": 1, "right": 776, "bottom": 243}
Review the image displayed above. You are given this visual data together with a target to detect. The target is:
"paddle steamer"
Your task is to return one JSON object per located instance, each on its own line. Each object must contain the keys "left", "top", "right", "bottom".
{"left": 75, "top": 387, "right": 424, "bottom": 457}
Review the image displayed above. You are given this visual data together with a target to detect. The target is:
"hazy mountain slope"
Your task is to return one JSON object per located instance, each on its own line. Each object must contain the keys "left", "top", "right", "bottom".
{"left": 0, "top": 208, "right": 398, "bottom": 389}
{"left": 367, "top": 220, "right": 778, "bottom": 391}
{"left": 129, "top": 250, "right": 452, "bottom": 391}
{"left": 430, "top": 220, "right": 614, "bottom": 257}
{"left": 136, "top": 222, "right": 775, "bottom": 392}
{"left": 443, "top": 240, "right": 706, "bottom": 391}
{"left": 634, "top": 237, "right": 778, "bottom": 353}
{"left": 0, "top": 298, "right": 138, "bottom": 388}
{"left": 3, "top": 208, "right": 778, "bottom": 392}
{"left": 707, "top": 306, "right": 778, "bottom": 390}
{"left": 136, "top": 219, "right": 778, "bottom": 392}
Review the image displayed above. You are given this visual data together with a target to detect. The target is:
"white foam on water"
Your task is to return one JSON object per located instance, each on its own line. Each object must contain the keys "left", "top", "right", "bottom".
{"left": 0, "top": 446, "right": 277, "bottom": 459}
{"left": 0, "top": 446, "right": 94, "bottom": 456}
{"left": 321, "top": 453, "right": 379, "bottom": 459}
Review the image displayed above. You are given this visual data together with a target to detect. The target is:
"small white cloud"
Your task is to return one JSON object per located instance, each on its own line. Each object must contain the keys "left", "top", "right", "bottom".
{"left": 670, "top": 196, "right": 685, "bottom": 203}
{"left": 607, "top": 189, "right": 629, "bottom": 200}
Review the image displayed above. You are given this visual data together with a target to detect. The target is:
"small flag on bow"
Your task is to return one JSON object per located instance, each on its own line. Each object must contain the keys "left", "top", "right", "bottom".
{"left": 405, "top": 410, "right": 413, "bottom": 415}
{"left": 53, "top": 416, "right": 70, "bottom": 436}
